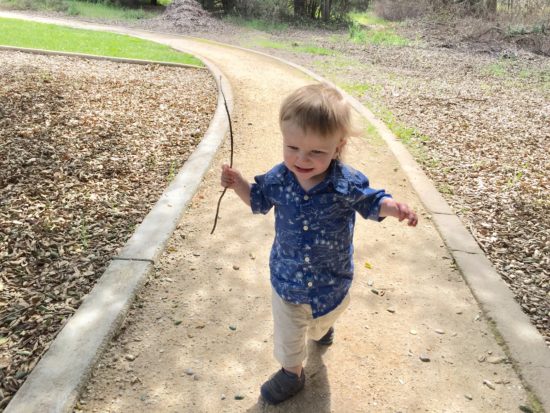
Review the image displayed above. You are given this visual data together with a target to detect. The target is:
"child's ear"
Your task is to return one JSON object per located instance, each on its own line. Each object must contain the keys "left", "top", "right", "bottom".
{"left": 336, "top": 137, "right": 347, "bottom": 155}
{"left": 333, "top": 137, "right": 347, "bottom": 160}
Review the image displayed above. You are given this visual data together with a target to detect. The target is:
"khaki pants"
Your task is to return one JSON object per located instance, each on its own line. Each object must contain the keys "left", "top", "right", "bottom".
{"left": 271, "top": 289, "right": 350, "bottom": 367}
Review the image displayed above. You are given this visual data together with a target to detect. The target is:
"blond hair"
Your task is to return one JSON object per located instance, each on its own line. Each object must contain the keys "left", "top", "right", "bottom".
{"left": 279, "top": 83, "right": 357, "bottom": 140}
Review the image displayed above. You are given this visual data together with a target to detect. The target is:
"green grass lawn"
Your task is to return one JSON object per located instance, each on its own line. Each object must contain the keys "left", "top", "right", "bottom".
{"left": 0, "top": 17, "right": 203, "bottom": 66}
{"left": 250, "top": 38, "right": 337, "bottom": 56}
{"left": 348, "top": 11, "right": 409, "bottom": 46}
{"left": 64, "top": 0, "right": 160, "bottom": 20}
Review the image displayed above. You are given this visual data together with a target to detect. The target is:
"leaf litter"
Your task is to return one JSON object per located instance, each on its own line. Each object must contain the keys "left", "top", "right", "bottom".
{"left": 0, "top": 50, "right": 216, "bottom": 407}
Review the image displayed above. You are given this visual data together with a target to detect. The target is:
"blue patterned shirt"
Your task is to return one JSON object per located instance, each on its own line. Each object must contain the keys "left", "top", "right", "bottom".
{"left": 250, "top": 160, "right": 391, "bottom": 318}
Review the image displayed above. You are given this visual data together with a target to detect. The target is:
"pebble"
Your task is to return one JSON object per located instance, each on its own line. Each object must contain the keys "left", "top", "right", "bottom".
{"left": 371, "top": 289, "right": 379, "bottom": 295}
{"left": 233, "top": 265, "right": 240, "bottom": 270}
{"left": 434, "top": 329, "right": 445, "bottom": 335}
{"left": 487, "top": 356, "right": 506, "bottom": 364}
{"left": 419, "top": 354, "right": 430, "bottom": 362}
{"left": 249, "top": 253, "right": 256, "bottom": 260}
{"left": 193, "top": 375, "right": 200, "bottom": 381}
{"left": 519, "top": 405, "right": 534, "bottom": 413}
{"left": 367, "top": 279, "right": 374, "bottom": 286}
{"left": 229, "top": 325, "right": 237, "bottom": 331}
{"left": 409, "top": 329, "right": 417, "bottom": 335}
{"left": 464, "top": 394, "right": 473, "bottom": 401}
{"left": 221, "top": 394, "right": 226, "bottom": 400}
{"left": 478, "top": 355, "right": 487, "bottom": 362}
{"left": 125, "top": 354, "right": 136, "bottom": 361}
{"left": 387, "top": 307, "right": 396, "bottom": 313}
{"left": 185, "top": 368, "right": 194, "bottom": 375}
{"left": 483, "top": 379, "right": 495, "bottom": 390}
{"left": 234, "top": 394, "right": 245, "bottom": 400}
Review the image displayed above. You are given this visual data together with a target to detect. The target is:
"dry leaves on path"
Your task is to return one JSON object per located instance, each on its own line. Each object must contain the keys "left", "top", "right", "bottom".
{"left": 0, "top": 50, "right": 216, "bottom": 408}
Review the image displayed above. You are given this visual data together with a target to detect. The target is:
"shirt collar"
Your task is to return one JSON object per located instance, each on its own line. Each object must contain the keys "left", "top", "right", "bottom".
{"left": 264, "top": 161, "right": 350, "bottom": 195}
{"left": 326, "top": 160, "right": 350, "bottom": 195}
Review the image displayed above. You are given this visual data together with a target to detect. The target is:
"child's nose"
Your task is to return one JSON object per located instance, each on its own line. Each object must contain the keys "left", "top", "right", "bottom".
{"left": 297, "top": 152, "right": 310, "bottom": 162}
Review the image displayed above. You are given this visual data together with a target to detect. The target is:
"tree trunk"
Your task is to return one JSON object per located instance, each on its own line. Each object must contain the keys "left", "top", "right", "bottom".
{"left": 221, "top": 0, "right": 234, "bottom": 14}
{"left": 485, "top": 0, "right": 497, "bottom": 14}
{"left": 322, "top": 0, "right": 331, "bottom": 22}
{"left": 202, "top": 0, "right": 215, "bottom": 11}
{"left": 294, "top": 0, "right": 305, "bottom": 16}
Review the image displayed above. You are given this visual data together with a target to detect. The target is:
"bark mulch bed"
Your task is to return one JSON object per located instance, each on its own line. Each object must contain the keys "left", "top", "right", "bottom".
{"left": 0, "top": 50, "right": 216, "bottom": 408}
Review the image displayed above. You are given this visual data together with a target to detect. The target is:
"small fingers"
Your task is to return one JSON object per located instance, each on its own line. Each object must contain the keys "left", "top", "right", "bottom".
{"left": 396, "top": 203, "right": 407, "bottom": 222}
{"left": 407, "top": 212, "right": 418, "bottom": 227}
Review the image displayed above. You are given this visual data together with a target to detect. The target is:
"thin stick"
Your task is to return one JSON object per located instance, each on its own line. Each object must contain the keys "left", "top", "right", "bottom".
{"left": 211, "top": 76, "right": 233, "bottom": 235}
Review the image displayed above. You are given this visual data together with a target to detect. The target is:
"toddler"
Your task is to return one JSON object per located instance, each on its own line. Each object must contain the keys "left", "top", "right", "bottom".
{"left": 220, "top": 83, "right": 417, "bottom": 405}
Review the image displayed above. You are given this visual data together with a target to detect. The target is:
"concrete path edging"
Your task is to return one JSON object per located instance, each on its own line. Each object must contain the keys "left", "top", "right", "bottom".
{"left": 0, "top": 44, "right": 205, "bottom": 69}
{"left": 204, "top": 40, "right": 550, "bottom": 409}
{"left": 4, "top": 46, "right": 233, "bottom": 413}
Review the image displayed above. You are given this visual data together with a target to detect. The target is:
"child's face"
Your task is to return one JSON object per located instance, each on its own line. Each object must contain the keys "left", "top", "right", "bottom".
{"left": 281, "top": 121, "right": 345, "bottom": 187}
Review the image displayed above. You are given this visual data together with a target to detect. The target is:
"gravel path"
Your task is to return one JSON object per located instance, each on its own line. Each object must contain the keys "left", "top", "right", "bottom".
{"left": 0, "top": 50, "right": 216, "bottom": 408}
{"left": 246, "top": 34, "right": 550, "bottom": 346}
{"left": 75, "top": 35, "right": 529, "bottom": 413}
{"left": 134, "top": 3, "right": 550, "bottom": 345}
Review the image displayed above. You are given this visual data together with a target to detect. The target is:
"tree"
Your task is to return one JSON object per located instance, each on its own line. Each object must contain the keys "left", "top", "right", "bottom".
{"left": 485, "top": 0, "right": 497, "bottom": 15}
{"left": 321, "top": 0, "right": 331, "bottom": 22}
{"left": 294, "top": 0, "right": 305, "bottom": 16}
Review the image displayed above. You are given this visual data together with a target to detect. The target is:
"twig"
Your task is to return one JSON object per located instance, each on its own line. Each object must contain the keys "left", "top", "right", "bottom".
{"left": 211, "top": 76, "right": 233, "bottom": 235}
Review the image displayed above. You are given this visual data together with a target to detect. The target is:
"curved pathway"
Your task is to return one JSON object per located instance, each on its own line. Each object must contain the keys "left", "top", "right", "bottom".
{"left": 0, "top": 12, "right": 542, "bottom": 412}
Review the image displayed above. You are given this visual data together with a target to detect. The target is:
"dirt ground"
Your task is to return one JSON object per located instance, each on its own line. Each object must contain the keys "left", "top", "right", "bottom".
{"left": 73, "top": 36, "right": 530, "bottom": 413}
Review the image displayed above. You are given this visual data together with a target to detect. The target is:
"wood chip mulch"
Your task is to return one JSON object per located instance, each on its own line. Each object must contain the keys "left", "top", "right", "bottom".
{"left": 0, "top": 50, "right": 217, "bottom": 408}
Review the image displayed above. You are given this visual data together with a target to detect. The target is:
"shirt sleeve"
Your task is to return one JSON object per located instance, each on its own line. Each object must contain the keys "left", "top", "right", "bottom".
{"left": 348, "top": 172, "right": 392, "bottom": 221}
{"left": 250, "top": 173, "right": 274, "bottom": 215}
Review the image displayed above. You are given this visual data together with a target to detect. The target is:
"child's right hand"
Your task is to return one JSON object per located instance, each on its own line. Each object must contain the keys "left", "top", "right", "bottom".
{"left": 220, "top": 164, "right": 241, "bottom": 189}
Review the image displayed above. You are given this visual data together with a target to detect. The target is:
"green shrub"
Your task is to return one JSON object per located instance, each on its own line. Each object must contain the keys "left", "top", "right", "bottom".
{"left": 374, "top": 0, "right": 431, "bottom": 21}
{"left": 2, "top": 0, "right": 68, "bottom": 11}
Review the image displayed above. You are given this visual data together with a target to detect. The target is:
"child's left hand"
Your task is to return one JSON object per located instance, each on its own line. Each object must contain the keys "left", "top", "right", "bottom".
{"left": 381, "top": 198, "right": 418, "bottom": 227}
{"left": 394, "top": 201, "right": 418, "bottom": 227}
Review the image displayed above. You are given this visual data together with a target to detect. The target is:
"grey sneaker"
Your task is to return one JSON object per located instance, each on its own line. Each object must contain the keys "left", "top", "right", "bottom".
{"left": 315, "top": 327, "right": 334, "bottom": 346}
{"left": 260, "top": 368, "right": 305, "bottom": 405}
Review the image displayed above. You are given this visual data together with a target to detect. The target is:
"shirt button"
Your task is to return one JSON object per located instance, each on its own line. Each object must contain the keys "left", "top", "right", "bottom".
{"left": 304, "top": 256, "right": 310, "bottom": 263}
{"left": 307, "top": 281, "right": 313, "bottom": 287}
{"left": 303, "top": 225, "right": 309, "bottom": 231}
{"left": 303, "top": 195, "right": 309, "bottom": 201}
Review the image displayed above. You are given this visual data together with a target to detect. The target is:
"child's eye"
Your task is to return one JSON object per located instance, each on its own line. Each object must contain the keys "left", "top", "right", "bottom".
{"left": 287, "top": 146, "right": 298, "bottom": 151}
{"left": 311, "top": 150, "right": 325, "bottom": 155}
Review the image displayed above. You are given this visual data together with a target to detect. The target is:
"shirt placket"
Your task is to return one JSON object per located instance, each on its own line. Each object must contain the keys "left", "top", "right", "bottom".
{"left": 299, "top": 191, "right": 315, "bottom": 293}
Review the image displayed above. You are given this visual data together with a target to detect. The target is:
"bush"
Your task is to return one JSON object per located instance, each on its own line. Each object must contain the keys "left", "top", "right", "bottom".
{"left": 5, "top": 0, "right": 69, "bottom": 11}
{"left": 373, "top": 0, "right": 431, "bottom": 21}
{"left": 233, "top": 0, "right": 291, "bottom": 20}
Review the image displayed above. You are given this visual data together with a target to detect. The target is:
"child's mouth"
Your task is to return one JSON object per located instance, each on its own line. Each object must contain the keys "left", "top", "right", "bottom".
{"left": 295, "top": 166, "right": 314, "bottom": 173}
